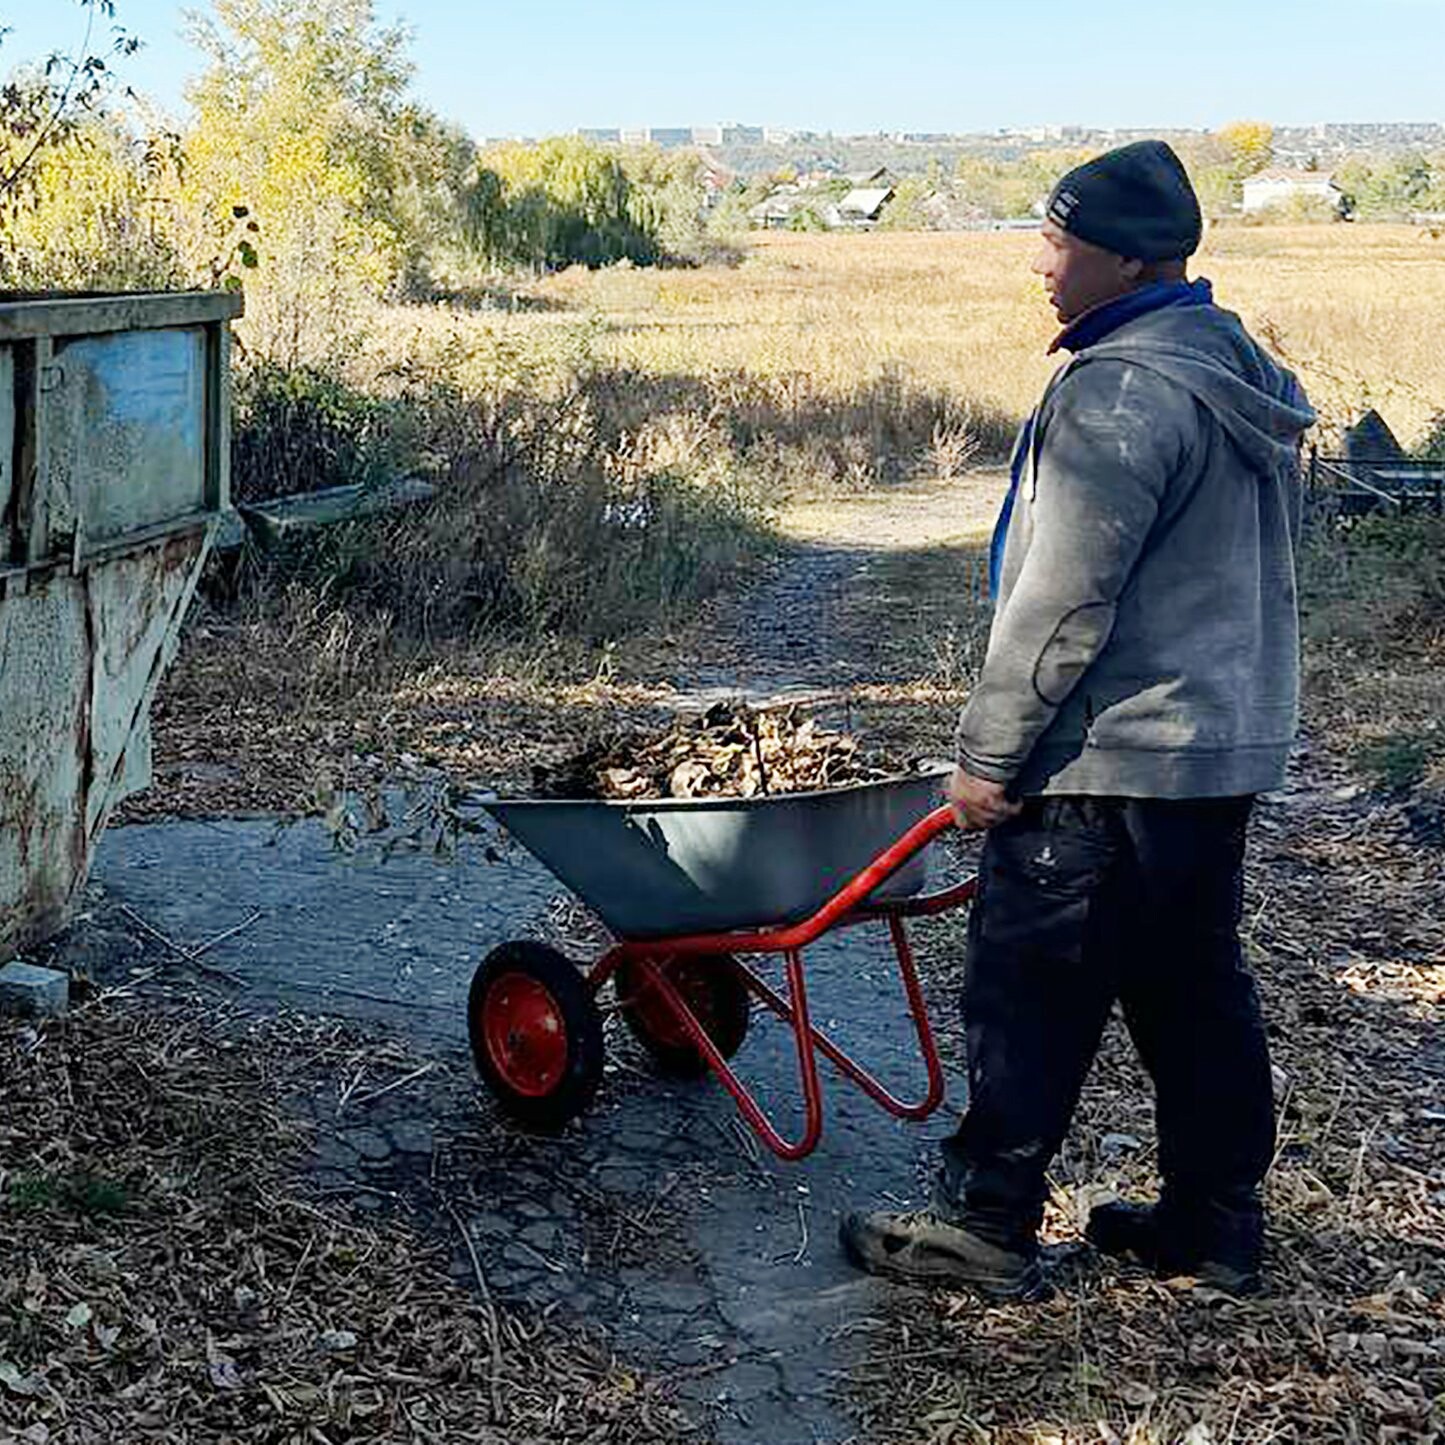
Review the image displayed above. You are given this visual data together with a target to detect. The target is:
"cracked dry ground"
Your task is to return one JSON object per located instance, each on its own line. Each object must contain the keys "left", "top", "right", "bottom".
{"left": 43, "top": 473, "right": 1445, "bottom": 1443}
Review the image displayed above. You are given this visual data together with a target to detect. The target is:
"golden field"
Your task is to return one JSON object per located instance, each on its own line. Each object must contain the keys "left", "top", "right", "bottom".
{"left": 521, "top": 223, "right": 1445, "bottom": 450}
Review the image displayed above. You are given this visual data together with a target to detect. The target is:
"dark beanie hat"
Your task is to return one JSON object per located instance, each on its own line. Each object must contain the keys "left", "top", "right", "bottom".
{"left": 1046, "top": 140, "right": 1201, "bottom": 261}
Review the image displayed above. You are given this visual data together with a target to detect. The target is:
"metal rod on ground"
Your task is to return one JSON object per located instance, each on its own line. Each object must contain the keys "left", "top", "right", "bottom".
{"left": 190, "top": 910, "right": 262, "bottom": 959}
{"left": 345, "top": 1062, "right": 436, "bottom": 1110}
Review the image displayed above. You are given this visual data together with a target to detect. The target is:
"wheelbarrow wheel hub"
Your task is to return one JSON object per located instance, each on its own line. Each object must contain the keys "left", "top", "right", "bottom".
{"left": 483, "top": 972, "right": 569, "bottom": 1097}
{"left": 618, "top": 955, "right": 751, "bottom": 1078}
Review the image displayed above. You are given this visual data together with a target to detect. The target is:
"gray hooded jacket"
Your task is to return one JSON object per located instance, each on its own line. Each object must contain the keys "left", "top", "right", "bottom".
{"left": 956, "top": 301, "right": 1316, "bottom": 798}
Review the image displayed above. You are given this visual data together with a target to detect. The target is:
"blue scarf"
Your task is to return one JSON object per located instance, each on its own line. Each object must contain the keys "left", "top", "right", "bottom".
{"left": 987, "top": 278, "right": 1214, "bottom": 597}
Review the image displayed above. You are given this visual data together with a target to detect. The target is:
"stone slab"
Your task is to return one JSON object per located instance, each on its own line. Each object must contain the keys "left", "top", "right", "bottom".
{"left": 0, "top": 960, "right": 69, "bottom": 1017}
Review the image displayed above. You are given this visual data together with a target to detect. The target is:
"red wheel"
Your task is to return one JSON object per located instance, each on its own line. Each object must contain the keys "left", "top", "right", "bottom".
{"left": 469, "top": 942, "right": 603, "bottom": 1131}
{"left": 616, "top": 955, "right": 751, "bottom": 1079}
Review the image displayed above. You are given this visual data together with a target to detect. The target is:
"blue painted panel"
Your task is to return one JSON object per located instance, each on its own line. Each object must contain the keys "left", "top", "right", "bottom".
{"left": 49, "top": 328, "right": 207, "bottom": 541}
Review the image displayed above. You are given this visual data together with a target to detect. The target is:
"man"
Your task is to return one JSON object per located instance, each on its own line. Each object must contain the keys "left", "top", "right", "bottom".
{"left": 841, "top": 141, "right": 1314, "bottom": 1300}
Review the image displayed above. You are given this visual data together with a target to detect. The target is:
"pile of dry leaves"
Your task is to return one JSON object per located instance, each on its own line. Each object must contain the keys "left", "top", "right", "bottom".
{"left": 531, "top": 702, "right": 918, "bottom": 800}
{"left": 0, "top": 1001, "right": 689, "bottom": 1444}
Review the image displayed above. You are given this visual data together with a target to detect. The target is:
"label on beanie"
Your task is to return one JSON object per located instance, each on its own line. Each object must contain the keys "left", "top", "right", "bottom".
{"left": 1048, "top": 188, "right": 1080, "bottom": 229}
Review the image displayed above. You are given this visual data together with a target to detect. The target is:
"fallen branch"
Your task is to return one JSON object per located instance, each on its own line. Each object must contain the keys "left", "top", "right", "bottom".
{"left": 119, "top": 904, "right": 243, "bottom": 983}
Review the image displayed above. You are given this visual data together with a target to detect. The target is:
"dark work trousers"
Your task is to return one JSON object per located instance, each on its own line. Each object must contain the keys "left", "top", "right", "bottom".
{"left": 937, "top": 795, "right": 1275, "bottom": 1250}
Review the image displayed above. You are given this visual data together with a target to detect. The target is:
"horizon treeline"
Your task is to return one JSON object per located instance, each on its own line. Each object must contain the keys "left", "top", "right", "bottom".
{"left": 5, "top": 0, "right": 1444, "bottom": 318}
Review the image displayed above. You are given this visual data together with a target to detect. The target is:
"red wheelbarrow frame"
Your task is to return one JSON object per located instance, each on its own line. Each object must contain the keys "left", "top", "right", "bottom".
{"left": 587, "top": 804, "right": 972, "bottom": 1160}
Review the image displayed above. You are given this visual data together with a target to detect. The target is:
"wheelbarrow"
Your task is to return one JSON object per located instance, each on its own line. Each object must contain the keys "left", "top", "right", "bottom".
{"left": 469, "top": 765, "right": 976, "bottom": 1160}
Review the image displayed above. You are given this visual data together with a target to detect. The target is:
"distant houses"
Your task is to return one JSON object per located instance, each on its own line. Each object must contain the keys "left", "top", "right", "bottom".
{"left": 748, "top": 187, "right": 808, "bottom": 230}
{"left": 747, "top": 185, "right": 898, "bottom": 231}
{"left": 743, "top": 187, "right": 837, "bottom": 230}
{"left": 843, "top": 166, "right": 895, "bottom": 188}
{"left": 747, "top": 168, "right": 899, "bottom": 230}
{"left": 1242, "top": 168, "right": 1346, "bottom": 214}
{"left": 836, "top": 186, "right": 895, "bottom": 226}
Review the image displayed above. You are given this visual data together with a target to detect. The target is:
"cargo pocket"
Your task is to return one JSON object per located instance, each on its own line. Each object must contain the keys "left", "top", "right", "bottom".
{"left": 976, "top": 805, "right": 1116, "bottom": 967}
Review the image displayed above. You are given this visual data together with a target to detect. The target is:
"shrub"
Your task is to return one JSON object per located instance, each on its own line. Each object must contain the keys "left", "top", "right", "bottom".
{"left": 0, "top": 104, "right": 184, "bottom": 291}
{"left": 1300, "top": 510, "right": 1445, "bottom": 642}
{"left": 230, "top": 362, "right": 425, "bottom": 502}
{"left": 1354, "top": 732, "right": 1435, "bottom": 791}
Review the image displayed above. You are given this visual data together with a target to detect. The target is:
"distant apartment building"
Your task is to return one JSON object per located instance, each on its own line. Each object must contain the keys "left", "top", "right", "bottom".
{"left": 577, "top": 122, "right": 793, "bottom": 150}
{"left": 1007, "top": 124, "right": 1086, "bottom": 144}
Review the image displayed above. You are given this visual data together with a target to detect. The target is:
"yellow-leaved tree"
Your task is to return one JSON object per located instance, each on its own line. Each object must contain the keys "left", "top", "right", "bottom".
{"left": 1217, "top": 120, "right": 1275, "bottom": 180}
{"left": 0, "top": 0, "right": 174, "bottom": 289}
{"left": 179, "top": 0, "right": 415, "bottom": 362}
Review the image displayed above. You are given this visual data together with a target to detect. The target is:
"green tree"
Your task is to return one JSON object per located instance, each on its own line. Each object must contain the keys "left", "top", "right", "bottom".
{"left": 953, "top": 148, "right": 1087, "bottom": 221}
{"left": 1333, "top": 152, "right": 1439, "bottom": 219}
{"left": 387, "top": 108, "right": 478, "bottom": 293}
{"left": 622, "top": 145, "right": 707, "bottom": 258}
{"left": 877, "top": 175, "right": 932, "bottom": 231}
{"left": 464, "top": 137, "right": 658, "bottom": 270}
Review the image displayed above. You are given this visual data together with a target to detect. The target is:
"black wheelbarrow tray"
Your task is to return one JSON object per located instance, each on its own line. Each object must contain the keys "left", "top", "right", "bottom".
{"left": 470, "top": 764, "right": 976, "bottom": 1159}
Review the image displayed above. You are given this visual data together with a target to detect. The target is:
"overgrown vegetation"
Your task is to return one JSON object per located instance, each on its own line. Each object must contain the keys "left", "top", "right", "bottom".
{"left": 1, "top": 0, "right": 788, "bottom": 651}
{"left": 6, "top": 5, "right": 1444, "bottom": 686}
{"left": 1300, "top": 511, "right": 1445, "bottom": 796}
{"left": 462, "top": 138, "right": 719, "bottom": 271}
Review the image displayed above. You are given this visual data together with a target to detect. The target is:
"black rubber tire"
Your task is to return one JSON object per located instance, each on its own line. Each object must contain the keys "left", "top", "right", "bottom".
{"left": 616, "top": 954, "right": 751, "bottom": 1079}
{"left": 468, "top": 940, "right": 604, "bottom": 1132}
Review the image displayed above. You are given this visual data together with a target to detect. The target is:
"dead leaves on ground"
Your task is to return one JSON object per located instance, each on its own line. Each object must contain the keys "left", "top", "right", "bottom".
{"left": 842, "top": 744, "right": 1445, "bottom": 1445}
{"left": 0, "top": 1005, "right": 689, "bottom": 1445}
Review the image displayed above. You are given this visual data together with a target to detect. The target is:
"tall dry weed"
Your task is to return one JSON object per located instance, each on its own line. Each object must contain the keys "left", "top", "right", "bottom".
{"left": 523, "top": 226, "right": 1445, "bottom": 452}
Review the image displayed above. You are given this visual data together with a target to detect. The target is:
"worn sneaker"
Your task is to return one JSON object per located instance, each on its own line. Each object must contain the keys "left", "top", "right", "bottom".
{"left": 839, "top": 1208, "right": 1046, "bottom": 1301}
{"left": 1085, "top": 1197, "right": 1262, "bottom": 1296}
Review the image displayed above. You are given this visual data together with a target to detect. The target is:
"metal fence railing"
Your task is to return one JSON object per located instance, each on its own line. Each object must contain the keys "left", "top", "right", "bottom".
{"left": 1307, "top": 449, "right": 1445, "bottom": 517}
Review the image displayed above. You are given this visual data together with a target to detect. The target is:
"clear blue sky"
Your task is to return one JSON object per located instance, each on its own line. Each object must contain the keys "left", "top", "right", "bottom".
{"left": 6, "top": 0, "right": 1444, "bottom": 138}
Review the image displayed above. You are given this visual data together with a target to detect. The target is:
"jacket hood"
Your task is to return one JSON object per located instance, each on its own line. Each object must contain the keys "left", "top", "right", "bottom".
{"left": 1079, "top": 303, "right": 1315, "bottom": 479}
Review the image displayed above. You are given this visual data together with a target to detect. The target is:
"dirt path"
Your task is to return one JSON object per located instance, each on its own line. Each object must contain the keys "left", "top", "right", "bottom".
{"left": 63, "top": 471, "right": 1445, "bottom": 1443}
{"left": 660, "top": 473, "right": 1002, "bottom": 707}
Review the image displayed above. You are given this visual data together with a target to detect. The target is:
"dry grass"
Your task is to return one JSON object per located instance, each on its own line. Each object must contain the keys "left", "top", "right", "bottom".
{"left": 507, "top": 224, "right": 1445, "bottom": 451}
{"left": 209, "top": 223, "right": 1444, "bottom": 714}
